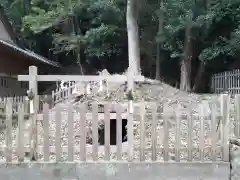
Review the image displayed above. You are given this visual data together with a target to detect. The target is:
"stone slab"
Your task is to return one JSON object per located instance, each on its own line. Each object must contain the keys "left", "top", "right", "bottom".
{"left": 0, "top": 162, "right": 230, "bottom": 180}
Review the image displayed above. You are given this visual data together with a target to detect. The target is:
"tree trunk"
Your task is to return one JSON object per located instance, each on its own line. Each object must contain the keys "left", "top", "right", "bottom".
{"left": 76, "top": 49, "right": 84, "bottom": 75}
{"left": 192, "top": 61, "right": 205, "bottom": 92}
{"left": 73, "top": 15, "right": 84, "bottom": 75}
{"left": 155, "top": 0, "right": 164, "bottom": 80}
{"left": 155, "top": 43, "right": 161, "bottom": 80}
{"left": 180, "top": 22, "right": 192, "bottom": 92}
{"left": 192, "top": 0, "right": 208, "bottom": 92}
{"left": 126, "top": 0, "right": 141, "bottom": 74}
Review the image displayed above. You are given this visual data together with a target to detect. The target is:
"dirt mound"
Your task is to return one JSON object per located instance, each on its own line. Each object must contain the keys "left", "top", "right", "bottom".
{"left": 73, "top": 78, "right": 217, "bottom": 113}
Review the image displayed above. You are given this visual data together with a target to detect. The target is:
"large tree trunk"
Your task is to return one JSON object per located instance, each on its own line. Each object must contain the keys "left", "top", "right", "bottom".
{"left": 155, "top": 43, "right": 161, "bottom": 80}
{"left": 192, "top": 0, "right": 208, "bottom": 92}
{"left": 73, "top": 15, "right": 84, "bottom": 75}
{"left": 126, "top": 0, "right": 141, "bottom": 74}
{"left": 155, "top": 0, "right": 164, "bottom": 80}
{"left": 180, "top": 22, "right": 192, "bottom": 92}
{"left": 192, "top": 61, "right": 205, "bottom": 91}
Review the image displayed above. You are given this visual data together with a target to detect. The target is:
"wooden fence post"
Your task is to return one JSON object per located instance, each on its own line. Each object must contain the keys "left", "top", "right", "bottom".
{"left": 220, "top": 94, "right": 230, "bottom": 161}
{"left": 235, "top": 95, "right": 240, "bottom": 138}
{"left": 28, "top": 66, "right": 39, "bottom": 161}
{"left": 17, "top": 102, "right": 24, "bottom": 162}
{"left": 127, "top": 69, "right": 134, "bottom": 161}
{"left": 43, "top": 101, "right": 50, "bottom": 162}
{"left": 5, "top": 98, "right": 13, "bottom": 162}
{"left": 210, "top": 101, "right": 217, "bottom": 161}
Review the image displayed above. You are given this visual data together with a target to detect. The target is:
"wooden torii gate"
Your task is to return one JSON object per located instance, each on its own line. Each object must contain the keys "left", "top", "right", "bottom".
{"left": 18, "top": 66, "right": 145, "bottom": 161}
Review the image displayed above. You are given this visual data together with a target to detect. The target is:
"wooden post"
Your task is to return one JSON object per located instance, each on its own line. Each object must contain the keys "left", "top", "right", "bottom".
{"left": 5, "top": 98, "right": 13, "bottom": 162}
{"left": 220, "top": 94, "right": 230, "bottom": 161}
{"left": 52, "top": 89, "right": 56, "bottom": 106}
{"left": 235, "top": 95, "right": 240, "bottom": 138}
{"left": 140, "top": 102, "right": 145, "bottom": 161}
{"left": 23, "top": 96, "right": 29, "bottom": 114}
{"left": 127, "top": 68, "right": 134, "bottom": 161}
{"left": 17, "top": 103, "right": 24, "bottom": 162}
{"left": 28, "top": 66, "right": 39, "bottom": 161}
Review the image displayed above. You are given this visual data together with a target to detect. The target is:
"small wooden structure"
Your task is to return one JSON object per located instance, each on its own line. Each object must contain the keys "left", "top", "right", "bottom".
{"left": 0, "top": 7, "right": 60, "bottom": 97}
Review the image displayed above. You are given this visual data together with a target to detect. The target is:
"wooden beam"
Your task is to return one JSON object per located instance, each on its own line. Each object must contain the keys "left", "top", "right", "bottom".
{"left": 0, "top": 145, "right": 222, "bottom": 156}
{"left": 36, "top": 112, "right": 128, "bottom": 120}
{"left": 18, "top": 75, "right": 145, "bottom": 82}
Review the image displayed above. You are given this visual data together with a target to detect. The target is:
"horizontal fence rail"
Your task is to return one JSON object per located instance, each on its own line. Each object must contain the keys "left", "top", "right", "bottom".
{"left": 0, "top": 94, "right": 237, "bottom": 163}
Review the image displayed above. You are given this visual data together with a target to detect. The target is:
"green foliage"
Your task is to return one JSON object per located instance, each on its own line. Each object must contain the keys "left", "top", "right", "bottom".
{"left": 53, "top": 33, "right": 83, "bottom": 53}
{"left": 157, "top": 0, "right": 240, "bottom": 66}
{"left": 3, "top": 0, "right": 240, "bottom": 78}
{"left": 22, "top": 6, "right": 66, "bottom": 33}
{"left": 19, "top": 0, "right": 125, "bottom": 61}
{"left": 83, "top": 24, "right": 121, "bottom": 57}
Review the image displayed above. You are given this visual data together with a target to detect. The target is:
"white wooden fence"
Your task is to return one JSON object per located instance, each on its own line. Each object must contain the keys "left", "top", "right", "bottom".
{"left": 51, "top": 81, "right": 108, "bottom": 105}
{"left": 0, "top": 96, "right": 25, "bottom": 103}
{"left": 211, "top": 69, "right": 240, "bottom": 94}
{"left": 51, "top": 82, "right": 75, "bottom": 105}
{"left": 18, "top": 66, "right": 144, "bottom": 111}
{"left": 6, "top": 65, "right": 234, "bottom": 164}
{"left": 0, "top": 94, "right": 236, "bottom": 163}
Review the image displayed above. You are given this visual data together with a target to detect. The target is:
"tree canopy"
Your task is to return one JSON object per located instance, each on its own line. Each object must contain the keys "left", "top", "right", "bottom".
{"left": 1, "top": 0, "right": 240, "bottom": 92}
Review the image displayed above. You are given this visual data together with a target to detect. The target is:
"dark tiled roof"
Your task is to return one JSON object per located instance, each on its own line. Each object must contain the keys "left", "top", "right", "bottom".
{"left": 0, "top": 39, "right": 60, "bottom": 67}
{"left": 0, "top": 6, "right": 16, "bottom": 41}
{"left": 0, "top": 5, "right": 60, "bottom": 67}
